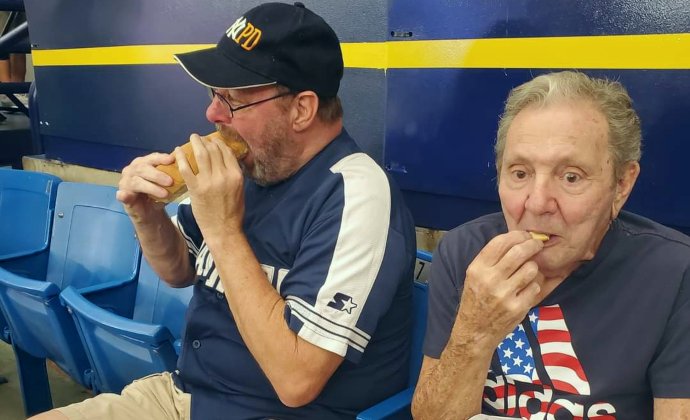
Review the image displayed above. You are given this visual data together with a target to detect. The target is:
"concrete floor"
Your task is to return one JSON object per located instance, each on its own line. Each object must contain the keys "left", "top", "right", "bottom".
{"left": 0, "top": 341, "right": 92, "bottom": 419}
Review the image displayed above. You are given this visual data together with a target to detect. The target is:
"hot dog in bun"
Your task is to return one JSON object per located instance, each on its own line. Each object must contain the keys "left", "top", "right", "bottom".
{"left": 152, "top": 131, "right": 249, "bottom": 203}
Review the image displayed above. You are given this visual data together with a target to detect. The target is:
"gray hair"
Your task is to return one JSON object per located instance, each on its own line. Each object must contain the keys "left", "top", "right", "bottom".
{"left": 275, "top": 84, "right": 343, "bottom": 123}
{"left": 495, "top": 71, "right": 641, "bottom": 179}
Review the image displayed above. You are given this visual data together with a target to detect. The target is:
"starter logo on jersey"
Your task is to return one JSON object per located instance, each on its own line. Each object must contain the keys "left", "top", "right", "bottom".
{"left": 225, "top": 16, "right": 262, "bottom": 51}
{"left": 484, "top": 305, "right": 617, "bottom": 418}
{"left": 327, "top": 293, "right": 358, "bottom": 314}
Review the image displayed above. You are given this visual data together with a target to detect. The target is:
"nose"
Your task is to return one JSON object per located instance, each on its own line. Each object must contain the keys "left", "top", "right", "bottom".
{"left": 524, "top": 175, "right": 558, "bottom": 215}
{"left": 206, "top": 97, "right": 232, "bottom": 124}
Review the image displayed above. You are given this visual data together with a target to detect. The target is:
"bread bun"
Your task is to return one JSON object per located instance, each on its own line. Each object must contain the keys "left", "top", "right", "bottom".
{"left": 152, "top": 131, "right": 249, "bottom": 203}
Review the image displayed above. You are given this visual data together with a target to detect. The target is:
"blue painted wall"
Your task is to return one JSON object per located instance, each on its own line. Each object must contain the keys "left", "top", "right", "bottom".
{"left": 22, "top": 0, "right": 690, "bottom": 234}
{"left": 384, "top": 0, "right": 690, "bottom": 232}
{"left": 24, "top": 0, "right": 386, "bottom": 170}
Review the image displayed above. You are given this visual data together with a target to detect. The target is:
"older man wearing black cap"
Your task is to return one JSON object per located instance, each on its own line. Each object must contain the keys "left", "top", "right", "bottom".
{"left": 32, "top": 2, "right": 416, "bottom": 420}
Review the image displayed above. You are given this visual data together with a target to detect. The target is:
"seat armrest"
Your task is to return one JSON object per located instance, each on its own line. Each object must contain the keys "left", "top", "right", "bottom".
{"left": 76, "top": 278, "right": 136, "bottom": 295}
{"left": 80, "top": 280, "right": 137, "bottom": 318}
{"left": 416, "top": 249, "right": 433, "bottom": 262}
{"left": 0, "top": 266, "right": 59, "bottom": 297}
{"left": 60, "top": 287, "right": 174, "bottom": 344}
{"left": 356, "top": 387, "right": 414, "bottom": 420}
{"left": 0, "top": 245, "right": 48, "bottom": 261}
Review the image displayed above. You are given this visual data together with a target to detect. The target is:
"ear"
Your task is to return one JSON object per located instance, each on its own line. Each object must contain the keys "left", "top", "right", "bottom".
{"left": 290, "top": 91, "right": 319, "bottom": 132}
{"left": 611, "top": 161, "right": 640, "bottom": 219}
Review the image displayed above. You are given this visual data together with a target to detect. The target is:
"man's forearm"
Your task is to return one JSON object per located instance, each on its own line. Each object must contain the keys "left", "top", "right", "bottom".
{"left": 206, "top": 232, "right": 341, "bottom": 407}
{"left": 130, "top": 206, "right": 194, "bottom": 286}
{"left": 413, "top": 333, "right": 495, "bottom": 420}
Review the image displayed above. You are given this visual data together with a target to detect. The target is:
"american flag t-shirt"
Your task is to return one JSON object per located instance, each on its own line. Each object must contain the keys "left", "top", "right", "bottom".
{"left": 497, "top": 305, "right": 591, "bottom": 395}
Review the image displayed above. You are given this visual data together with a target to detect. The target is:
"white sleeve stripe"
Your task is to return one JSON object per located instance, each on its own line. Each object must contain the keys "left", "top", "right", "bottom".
{"left": 287, "top": 295, "right": 371, "bottom": 341}
{"left": 176, "top": 199, "right": 200, "bottom": 256}
{"left": 286, "top": 296, "right": 370, "bottom": 348}
{"left": 198, "top": 245, "right": 213, "bottom": 276}
{"left": 176, "top": 216, "right": 200, "bottom": 257}
{"left": 290, "top": 309, "right": 365, "bottom": 355}
{"left": 312, "top": 153, "right": 391, "bottom": 331}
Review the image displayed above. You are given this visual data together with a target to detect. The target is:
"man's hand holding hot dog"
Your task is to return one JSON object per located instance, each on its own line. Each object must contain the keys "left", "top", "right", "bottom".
{"left": 117, "top": 152, "right": 175, "bottom": 220}
{"left": 116, "top": 150, "right": 194, "bottom": 287}
{"left": 174, "top": 133, "right": 246, "bottom": 245}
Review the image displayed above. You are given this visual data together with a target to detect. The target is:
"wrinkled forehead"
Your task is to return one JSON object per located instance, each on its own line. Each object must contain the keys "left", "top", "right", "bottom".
{"left": 503, "top": 101, "right": 611, "bottom": 164}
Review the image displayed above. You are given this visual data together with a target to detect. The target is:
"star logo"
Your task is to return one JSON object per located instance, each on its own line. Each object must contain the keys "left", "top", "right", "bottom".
{"left": 327, "top": 292, "right": 358, "bottom": 314}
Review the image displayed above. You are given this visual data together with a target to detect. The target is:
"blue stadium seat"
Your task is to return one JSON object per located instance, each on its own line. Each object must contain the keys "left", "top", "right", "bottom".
{"left": 60, "top": 203, "right": 193, "bottom": 393}
{"left": 356, "top": 250, "right": 431, "bottom": 420}
{"left": 0, "top": 169, "right": 61, "bottom": 279}
{"left": 0, "top": 169, "right": 61, "bottom": 343}
{"left": 0, "top": 182, "right": 141, "bottom": 416}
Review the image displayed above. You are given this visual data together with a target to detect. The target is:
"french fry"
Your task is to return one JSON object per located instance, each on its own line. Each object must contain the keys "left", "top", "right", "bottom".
{"left": 529, "top": 231, "right": 550, "bottom": 242}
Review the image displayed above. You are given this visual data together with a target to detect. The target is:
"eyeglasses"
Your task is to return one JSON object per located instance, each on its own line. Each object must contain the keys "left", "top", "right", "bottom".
{"left": 207, "top": 88, "right": 293, "bottom": 118}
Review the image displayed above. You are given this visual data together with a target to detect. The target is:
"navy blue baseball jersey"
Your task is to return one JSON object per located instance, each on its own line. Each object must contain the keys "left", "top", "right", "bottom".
{"left": 424, "top": 211, "right": 690, "bottom": 419}
{"left": 173, "top": 130, "right": 416, "bottom": 419}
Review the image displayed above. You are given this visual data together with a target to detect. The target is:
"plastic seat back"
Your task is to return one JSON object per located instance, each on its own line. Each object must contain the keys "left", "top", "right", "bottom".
{"left": 60, "top": 202, "right": 192, "bottom": 393}
{"left": 356, "top": 251, "right": 431, "bottom": 420}
{"left": 132, "top": 259, "right": 193, "bottom": 337}
{"left": 0, "top": 168, "right": 61, "bottom": 279}
{"left": 46, "top": 183, "right": 140, "bottom": 291}
{"left": 408, "top": 280, "right": 429, "bottom": 387}
{"left": 0, "top": 169, "right": 61, "bottom": 344}
{"left": 0, "top": 182, "right": 141, "bottom": 390}
{"left": 131, "top": 202, "right": 191, "bottom": 333}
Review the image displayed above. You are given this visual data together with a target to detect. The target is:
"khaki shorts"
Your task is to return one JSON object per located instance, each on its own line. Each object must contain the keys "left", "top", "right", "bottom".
{"left": 57, "top": 372, "right": 191, "bottom": 420}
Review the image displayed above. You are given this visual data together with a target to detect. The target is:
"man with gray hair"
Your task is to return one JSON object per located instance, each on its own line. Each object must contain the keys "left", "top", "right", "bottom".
{"left": 412, "top": 71, "right": 690, "bottom": 419}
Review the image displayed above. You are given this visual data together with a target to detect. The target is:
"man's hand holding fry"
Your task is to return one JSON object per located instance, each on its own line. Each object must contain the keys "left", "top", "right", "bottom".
{"left": 452, "top": 231, "right": 545, "bottom": 351}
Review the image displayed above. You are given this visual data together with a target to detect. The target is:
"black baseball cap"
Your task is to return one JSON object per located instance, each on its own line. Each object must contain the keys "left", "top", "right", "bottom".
{"left": 174, "top": 2, "right": 344, "bottom": 98}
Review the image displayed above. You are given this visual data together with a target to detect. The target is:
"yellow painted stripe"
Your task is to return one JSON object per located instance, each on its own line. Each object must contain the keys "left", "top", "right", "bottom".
{"left": 32, "top": 44, "right": 215, "bottom": 66}
{"left": 387, "top": 33, "right": 690, "bottom": 69}
{"left": 340, "top": 42, "right": 388, "bottom": 69}
{"left": 32, "top": 33, "right": 690, "bottom": 69}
